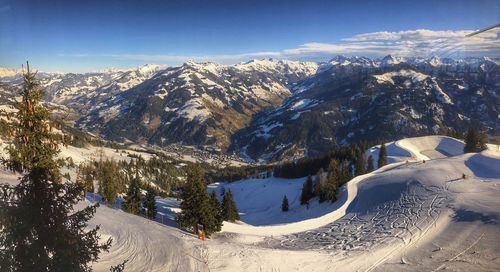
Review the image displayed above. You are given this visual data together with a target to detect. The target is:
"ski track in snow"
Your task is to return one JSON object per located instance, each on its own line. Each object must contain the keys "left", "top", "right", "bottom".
{"left": 270, "top": 182, "right": 447, "bottom": 253}
{"left": 210, "top": 136, "right": 500, "bottom": 271}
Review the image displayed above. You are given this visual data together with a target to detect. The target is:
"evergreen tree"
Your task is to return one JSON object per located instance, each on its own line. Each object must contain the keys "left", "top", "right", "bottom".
{"left": 281, "top": 195, "right": 289, "bottom": 212}
{"left": 464, "top": 127, "right": 488, "bottom": 153}
{"left": 222, "top": 190, "right": 240, "bottom": 222}
{"left": 77, "top": 161, "right": 95, "bottom": 193}
{"left": 324, "top": 159, "right": 340, "bottom": 202}
{"left": 313, "top": 168, "right": 326, "bottom": 202}
{"left": 339, "top": 160, "right": 353, "bottom": 185}
{"left": 377, "top": 143, "right": 387, "bottom": 168}
{"left": 209, "top": 191, "right": 223, "bottom": 232}
{"left": 177, "top": 163, "right": 219, "bottom": 236}
{"left": 367, "top": 155, "right": 375, "bottom": 172}
{"left": 122, "top": 168, "right": 142, "bottom": 215}
{"left": 300, "top": 175, "right": 314, "bottom": 205}
{"left": 355, "top": 147, "right": 366, "bottom": 176}
{"left": 97, "top": 158, "right": 121, "bottom": 205}
{"left": 142, "top": 187, "right": 157, "bottom": 219}
{"left": 0, "top": 63, "right": 111, "bottom": 271}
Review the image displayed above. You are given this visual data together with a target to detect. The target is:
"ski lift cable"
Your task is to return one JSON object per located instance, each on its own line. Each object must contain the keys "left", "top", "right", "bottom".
{"left": 426, "top": 23, "right": 499, "bottom": 58}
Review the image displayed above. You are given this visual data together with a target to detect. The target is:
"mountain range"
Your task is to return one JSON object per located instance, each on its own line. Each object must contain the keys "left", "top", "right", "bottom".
{"left": 0, "top": 55, "right": 498, "bottom": 162}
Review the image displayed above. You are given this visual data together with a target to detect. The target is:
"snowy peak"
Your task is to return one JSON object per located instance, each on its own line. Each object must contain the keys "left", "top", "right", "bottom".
{"left": 372, "top": 69, "right": 429, "bottom": 85}
{"left": 380, "top": 54, "right": 405, "bottom": 66}
{"left": 0, "top": 67, "right": 22, "bottom": 78}
{"left": 77, "top": 59, "right": 321, "bottom": 151}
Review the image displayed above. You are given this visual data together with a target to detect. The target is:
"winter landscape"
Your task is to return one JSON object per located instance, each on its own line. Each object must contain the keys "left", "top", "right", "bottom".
{"left": 1, "top": 0, "right": 499, "bottom": 271}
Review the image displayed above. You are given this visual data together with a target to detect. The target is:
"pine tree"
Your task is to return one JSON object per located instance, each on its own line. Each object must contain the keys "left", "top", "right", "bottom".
{"left": 367, "top": 155, "right": 375, "bottom": 172}
{"left": 377, "top": 143, "right": 387, "bottom": 168}
{"left": 339, "top": 160, "right": 353, "bottom": 185}
{"left": 0, "top": 63, "right": 111, "bottom": 271}
{"left": 209, "top": 191, "right": 223, "bottom": 232}
{"left": 97, "top": 158, "right": 121, "bottom": 205}
{"left": 222, "top": 190, "right": 239, "bottom": 222}
{"left": 313, "top": 168, "right": 326, "bottom": 202}
{"left": 324, "top": 159, "right": 340, "bottom": 202}
{"left": 355, "top": 147, "right": 366, "bottom": 176}
{"left": 300, "top": 175, "right": 313, "bottom": 205}
{"left": 122, "top": 168, "right": 142, "bottom": 215}
{"left": 464, "top": 127, "right": 488, "bottom": 153}
{"left": 177, "top": 163, "right": 219, "bottom": 236}
{"left": 281, "top": 195, "right": 289, "bottom": 212}
{"left": 143, "top": 187, "right": 157, "bottom": 219}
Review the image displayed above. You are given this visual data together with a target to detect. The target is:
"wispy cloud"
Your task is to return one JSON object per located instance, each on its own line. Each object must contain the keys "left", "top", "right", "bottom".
{"left": 60, "top": 28, "right": 500, "bottom": 64}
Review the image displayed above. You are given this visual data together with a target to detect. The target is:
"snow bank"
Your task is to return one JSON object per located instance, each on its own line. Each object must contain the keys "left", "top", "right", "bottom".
{"left": 464, "top": 150, "right": 500, "bottom": 179}
{"left": 89, "top": 204, "right": 208, "bottom": 272}
{"left": 215, "top": 163, "right": 404, "bottom": 236}
{"left": 397, "top": 135, "right": 464, "bottom": 160}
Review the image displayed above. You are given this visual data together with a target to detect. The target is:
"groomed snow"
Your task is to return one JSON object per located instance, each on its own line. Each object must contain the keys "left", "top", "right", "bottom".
{"left": 205, "top": 137, "right": 499, "bottom": 271}
{"left": 1, "top": 135, "right": 498, "bottom": 271}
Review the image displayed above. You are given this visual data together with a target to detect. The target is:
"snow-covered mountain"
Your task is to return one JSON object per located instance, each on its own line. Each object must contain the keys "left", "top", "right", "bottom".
{"left": 77, "top": 59, "right": 320, "bottom": 150}
{"left": 230, "top": 56, "right": 499, "bottom": 161}
{"left": 1, "top": 56, "right": 498, "bottom": 161}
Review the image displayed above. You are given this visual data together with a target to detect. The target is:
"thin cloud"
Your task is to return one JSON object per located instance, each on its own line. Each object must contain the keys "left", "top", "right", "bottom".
{"left": 60, "top": 28, "right": 500, "bottom": 64}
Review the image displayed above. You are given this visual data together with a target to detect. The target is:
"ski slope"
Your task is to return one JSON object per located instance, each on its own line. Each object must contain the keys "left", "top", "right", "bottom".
{"left": 205, "top": 136, "right": 500, "bottom": 271}
{"left": 88, "top": 204, "right": 208, "bottom": 272}
{"left": 1, "top": 135, "right": 499, "bottom": 271}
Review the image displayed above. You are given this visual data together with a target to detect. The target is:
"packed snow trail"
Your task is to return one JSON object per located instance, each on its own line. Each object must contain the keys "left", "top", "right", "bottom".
{"left": 208, "top": 138, "right": 500, "bottom": 272}
{"left": 221, "top": 136, "right": 465, "bottom": 236}
{"left": 220, "top": 162, "right": 405, "bottom": 236}
{"left": 88, "top": 204, "right": 208, "bottom": 272}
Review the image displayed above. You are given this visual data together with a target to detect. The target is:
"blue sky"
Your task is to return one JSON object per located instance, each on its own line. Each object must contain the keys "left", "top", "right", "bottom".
{"left": 1, "top": 0, "right": 499, "bottom": 72}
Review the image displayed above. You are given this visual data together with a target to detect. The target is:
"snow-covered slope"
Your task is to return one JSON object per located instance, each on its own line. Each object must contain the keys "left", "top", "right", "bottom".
{"left": 78, "top": 59, "right": 319, "bottom": 150}
{"left": 232, "top": 56, "right": 499, "bottom": 162}
{"left": 1, "top": 136, "right": 498, "bottom": 271}
{"left": 206, "top": 136, "right": 500, "bottom": 271}
{"left": 88, "top": 204, "right": 208, "bottom": 272}
{"left": 367, "top": 135, "right": 465, "bottom": 167}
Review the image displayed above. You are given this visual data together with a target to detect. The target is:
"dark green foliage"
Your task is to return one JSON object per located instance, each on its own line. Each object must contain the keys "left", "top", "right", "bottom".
{"left": 339, "top": 160, "right": 353, "bottom": 185}
{"left": 367, "top": 155, "right": 374, "bottom": 172}
{"left": 96, "top": 158, "right": 123, "bottom": 205}
{"left": 313, "top": 168, "right": 326, "bottom": 202}
{"left": 222, "top": 190, "right": 240, "bottom": 222}
{"left": 281, "top": 195, "right": 289, "bottom": 212}
{"left": 143, "top": 187, "right": 157, "bottom": 219}
{"left": 377, "top": 143, "right": 387, "bottom": 168}
{"left": 209, "top": 191, "right": 223, "bottom": 232}
{"left": 177, "top": 163, "right": 220, "bottom": 237}
{"left": 109, "top": 260, "right": 128, "bottom": 272}
{"left": 463, "top": 127, "right": 488, "bottom": 153}
{"left": 445, "top": 128, "right": 463, "bottom": 139}
{"left": 205, "top": 164, "right": 271, "bottom": 184}
{"left": 274, "top": 146, "right": 357, "bottom": 179}
{"left": 300, "top": 175, "right": 314, "bottom": 205}
{"left": 138, "top": 155, "right": 184, "bottom": 194}
{"left": 312, "top": 159, "right": 346, "bottom": 203}
{"left": 324, "top": 159, "right": 340, "bottom": 202}
{"left": 123, "top": 172, "right": 142, "bottom": 215}
{"left": 355, "top": 148, "right": 366, "bottom": 176}
{"left": 0, "top": 64, "right": 111, "bottom": 271}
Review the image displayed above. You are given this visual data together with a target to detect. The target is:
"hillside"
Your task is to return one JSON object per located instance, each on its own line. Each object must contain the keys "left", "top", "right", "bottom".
{"left": 63, "top": 135, "right": 498, "bottom": 272}
{"left": 231, "top": 56, "right": 499, "bottom": 161}
{"left": 2, "top": 135, "right": 498, "bottom": 271}
{"left": 1, "top": 56, "right": 498, "bottom": 161}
